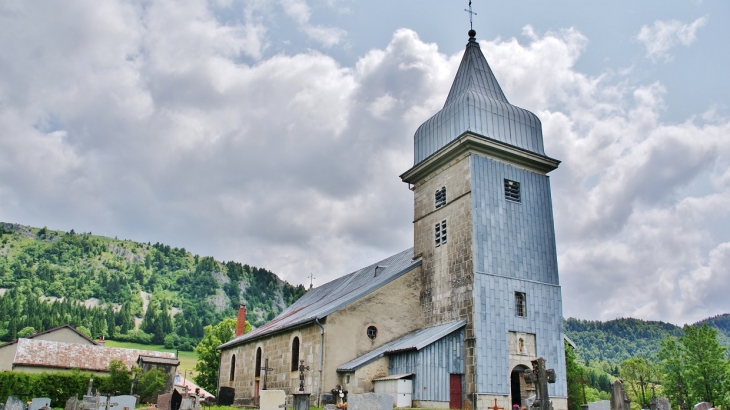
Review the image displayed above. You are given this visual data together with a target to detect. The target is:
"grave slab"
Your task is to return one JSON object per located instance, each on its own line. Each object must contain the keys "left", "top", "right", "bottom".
{"left": 259, "top": 390, "right": 286, "bottom": 410}
{"left": 348, "top": 393, "right": 393, "bottom": 410}
{"left": 29, "top": 398, "right": 51, "bottom": 410}
{"left": 5, "top": 397, "right": 25, "bottom": 410}
{"left": 108, "top": 396, "right": 136, "bottom": 410}
{"left": 588, "top": 400, "right": 610, "bottom": 410}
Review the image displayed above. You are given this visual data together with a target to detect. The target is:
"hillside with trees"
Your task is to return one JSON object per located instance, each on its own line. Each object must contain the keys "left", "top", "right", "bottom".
{"left": 0, "top": 222, "right": 307, "bottom": 350}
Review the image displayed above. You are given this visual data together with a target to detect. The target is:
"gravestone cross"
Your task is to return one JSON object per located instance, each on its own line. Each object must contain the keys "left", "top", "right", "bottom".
{"left": 637, "top": 376, "right": 649, "bottom": 409}
{"left": 523, "top": 357, "right": 556, "bottom": 410}
{"left": 676, "top": 376, "right": 688, "bottom": 410}
{"left": 577, "top": 371, "right": 589, "bottom": 405}
{"left": 260, "top": 358, "right": 275, "bottom": 390}
{"left": 489, "top": 398, "right": 504, "bottom": 410}
{"left": 298, "top": 360, "right": 311, "bottom": 392}
{"left": 649, "top": 385, "right": 657, "bottom": 410}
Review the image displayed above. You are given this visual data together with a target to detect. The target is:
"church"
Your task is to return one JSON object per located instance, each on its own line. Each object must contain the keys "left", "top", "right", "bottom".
{"left": 217, "top": 28, "right": 567, "bottom": 410}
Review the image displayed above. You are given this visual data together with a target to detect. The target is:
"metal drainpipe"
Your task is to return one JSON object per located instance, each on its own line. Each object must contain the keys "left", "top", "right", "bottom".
{"left": 315, "top": 317, "right": 325, "bottom": 407}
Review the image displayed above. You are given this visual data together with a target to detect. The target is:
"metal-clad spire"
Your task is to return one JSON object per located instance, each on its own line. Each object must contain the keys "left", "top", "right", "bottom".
{"left": 412, "top": 30, "right": 548, "bottom": 164}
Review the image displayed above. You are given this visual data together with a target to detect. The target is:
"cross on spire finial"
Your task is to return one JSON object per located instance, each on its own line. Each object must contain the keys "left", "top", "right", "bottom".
{"left": 464, "top": 1, "right": 477, "bottom": 30}
{"left": 308, "top": 273, "right": 315, "bottom": 289}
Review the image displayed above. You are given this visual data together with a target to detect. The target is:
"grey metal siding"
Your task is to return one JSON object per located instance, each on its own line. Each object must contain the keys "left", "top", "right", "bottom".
{"left": 389, "top": 328, "right": 465, "bottom": 402}
{"left": 469, "top": 155, "right": 567, "bottom": 397}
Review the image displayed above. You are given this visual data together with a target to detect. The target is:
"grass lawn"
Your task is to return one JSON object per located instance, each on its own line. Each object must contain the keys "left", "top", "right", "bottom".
{"left": 105, "top": 340, "right": 199, "bottom": 377}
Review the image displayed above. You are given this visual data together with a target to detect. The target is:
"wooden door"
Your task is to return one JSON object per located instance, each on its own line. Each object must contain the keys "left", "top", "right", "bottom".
{"left": 449, "top": 374, "right": 463, "bottom": 409}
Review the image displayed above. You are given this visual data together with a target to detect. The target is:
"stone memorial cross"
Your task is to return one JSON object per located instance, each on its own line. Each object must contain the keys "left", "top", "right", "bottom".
{"left": 523, "top": 357, "right": 556, "bottom": 410}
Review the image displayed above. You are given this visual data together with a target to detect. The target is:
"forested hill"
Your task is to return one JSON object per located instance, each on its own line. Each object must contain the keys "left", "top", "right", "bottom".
{"left": 0, "top": 223, "right": 307, "bottom": 350}
{"left": 565, "top": 314, "right": 730, "bottom": 365}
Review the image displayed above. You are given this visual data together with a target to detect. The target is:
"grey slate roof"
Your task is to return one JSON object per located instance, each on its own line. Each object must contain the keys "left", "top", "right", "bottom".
{"left": 413, "top": 32, "right": 547, "bottom": 164}
{"left": 337, "top": 320, "right": 466, "bottom": 372}
{"left": 219, "top": 248, "right": 420, "bottom": 349}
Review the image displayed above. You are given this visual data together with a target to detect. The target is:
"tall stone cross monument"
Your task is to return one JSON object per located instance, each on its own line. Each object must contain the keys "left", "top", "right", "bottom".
{"left": 523, "top": 357, "right": 556, "bottom": 410}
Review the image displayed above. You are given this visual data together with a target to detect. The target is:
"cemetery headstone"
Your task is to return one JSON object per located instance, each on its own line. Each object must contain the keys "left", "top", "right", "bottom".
{"left": 324, "top": 404, "right": 337, "bottom": 410}
{"left": 217, "top": 388, "right": 235, "bottom": 406}
{"left": 29, "top": 398, "right": 51, "bottom": 410}
{"left": 5, "top": 396, "right": 25, "bottom": 410}
{"left": 108, "top": 396, "right": 136, "bottom": 410}
{"left": 292, "top": 393, "right": 310, "bottom": 410}
{"left": 65, "top": 397, "right": 79, "bottom": 410}
{"left": 1, "top": 403, "right": 5, "bottom": 410}
{"left": 588, "top": 400, "right": 610, "bottom": 410}
{"left": 655, "top": 398, "right": 670, "bottom": 410}
{"left": 610, "top": 381, "right": 631, "bottom": 410}
{"left": 694, "top": 403, "right": 712, "bottom": 410}
{"left": 156, "top": 394, "right": 172, "bottom": 410}
{"left": 260, "top": 390, "right": 286, "bottom": 410}
{"left": 348, "top": 393, "right": 393, "bottom": 410}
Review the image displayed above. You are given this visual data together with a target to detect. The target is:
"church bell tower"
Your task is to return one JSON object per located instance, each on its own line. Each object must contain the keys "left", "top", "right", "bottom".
{"left": 400, "top": 30, "right": 567, "bottom": 410}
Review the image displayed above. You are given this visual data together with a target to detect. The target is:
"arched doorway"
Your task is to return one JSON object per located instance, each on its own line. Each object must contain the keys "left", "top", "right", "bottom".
{"left": 510, "top": 365, "right": 529, "bottom": 408}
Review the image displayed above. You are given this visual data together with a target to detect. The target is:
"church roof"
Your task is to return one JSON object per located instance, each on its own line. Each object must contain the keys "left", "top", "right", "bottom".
{"left": 413, "top": 31, "right": 546, "bottom": 165}
{"left": 337, "top": 320, "right": 466, "bottom": 372}
{"left": 219, "top": 248, "right": 420, "bottom": 349}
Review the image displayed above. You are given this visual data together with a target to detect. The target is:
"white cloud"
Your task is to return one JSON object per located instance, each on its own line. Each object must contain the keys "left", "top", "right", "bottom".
{"left": 279, "top": 0, "right": 346, "bottom": 47}
{"left": 637, "top": 16, "right": 708, "bottom": 61}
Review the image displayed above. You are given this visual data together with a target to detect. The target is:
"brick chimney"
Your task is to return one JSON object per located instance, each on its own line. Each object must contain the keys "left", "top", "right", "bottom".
{"left": 236, "top": 303, "right": 247, "bottom": 337}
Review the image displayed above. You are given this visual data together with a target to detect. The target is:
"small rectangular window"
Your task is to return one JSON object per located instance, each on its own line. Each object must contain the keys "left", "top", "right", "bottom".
{"left": 504, "top": 179, "right": 521, "bottom": 202}
{"left": 435, "top": 187, "right": 446, "bottom": 208}
{"left": 515, "top": 292, "right": 526, "bottom": 317}
{"left": 435, "top": 220, "right": 447, "bottom": 247}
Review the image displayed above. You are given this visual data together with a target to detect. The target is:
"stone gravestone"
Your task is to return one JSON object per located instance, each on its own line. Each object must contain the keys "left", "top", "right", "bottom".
{"left": 29, "top": 398, "right": 51, "bottom": 410}
{"left": 610, "top": 381, "right": 631, "bottom": 410}
{"left": 217, "top": 388, "right": 235, "bottom": 406}
{"left": 694, "top": 403, "right": 713, "bottom": 410}
{"left": 157, "top": 394, "right": 172, "bottom": 410}
{"left": 348, "top": 393, "right": 393, "bottom": 410}
{"left": 65, "top": 397, "right": 79, "bottom": 410}
{"left": 259, "top": 390, "right": 286, "bottom": 410}
{"left": 655, "top": 398, "right": 670, "bottom": 410}
{"left": 5, "top": 397, "right": 25, "bottom": 410}
{"left": 588, "top": 400, "right": 610, "bottom": 410}
{"left": 108, "top": 396, "right": 137, "bottom": 410}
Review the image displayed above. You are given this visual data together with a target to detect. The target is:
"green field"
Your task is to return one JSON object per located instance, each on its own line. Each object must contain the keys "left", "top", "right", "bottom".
{"left": 105, "top": 341, "right": 199, "bottom": 377}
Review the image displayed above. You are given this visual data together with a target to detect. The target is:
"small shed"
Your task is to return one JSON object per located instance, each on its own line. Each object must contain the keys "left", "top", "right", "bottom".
{"left": 373, "top": 374, "right": 413, "bottom": 408}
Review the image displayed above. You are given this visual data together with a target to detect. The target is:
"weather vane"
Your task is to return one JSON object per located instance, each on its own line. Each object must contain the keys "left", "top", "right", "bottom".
{"left": 464, "top": 1, "right": 477, "bottom": 30}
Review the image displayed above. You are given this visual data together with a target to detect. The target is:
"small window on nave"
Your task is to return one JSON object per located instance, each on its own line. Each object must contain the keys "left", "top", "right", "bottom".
{"left": 291, "top": 337, "right": 300, "bottom": 371}
{"left": 230, "top": 354, "right": 236, "bottom": 381}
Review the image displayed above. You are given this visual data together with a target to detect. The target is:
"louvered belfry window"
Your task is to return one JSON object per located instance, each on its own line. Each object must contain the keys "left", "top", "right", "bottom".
{"left": 504, "top": 179, "right": 521, "bottom": 202}
{"left": 435, "top": 187, "right": 446, "bottom": 208}
{"left": 435, "top": 220, "right": 447, "bottom": 247}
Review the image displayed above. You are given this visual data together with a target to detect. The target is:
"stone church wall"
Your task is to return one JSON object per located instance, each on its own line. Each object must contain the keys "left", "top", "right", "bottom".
{"left": 218, "top": 265, "right": 421, "bottom": 404}
{"left": 219, "top": 323, "right": 322, "bottom": 402}
{"left": 325, "top": 266, "right": 422, "bottom": 393}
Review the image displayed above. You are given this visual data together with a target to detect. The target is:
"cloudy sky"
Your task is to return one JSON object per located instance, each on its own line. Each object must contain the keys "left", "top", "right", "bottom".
{"left": 1, "top": 0, "right": 728, "bottom": 325}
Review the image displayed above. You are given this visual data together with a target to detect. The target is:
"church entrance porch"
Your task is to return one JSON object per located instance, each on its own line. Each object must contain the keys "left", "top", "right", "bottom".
{"left": 510, "top": 365, "right": 530, "bottom": 408}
